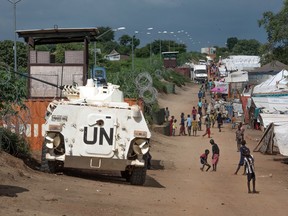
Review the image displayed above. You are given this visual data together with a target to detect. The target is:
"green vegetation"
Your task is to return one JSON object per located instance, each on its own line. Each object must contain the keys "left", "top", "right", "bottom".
{"left": 0, "top": 62, "right": 27, "bottom": 117}
{"left": 0, "top": 127, "right": 30, "bottom": 157}
{"left": 258, "top": 0, "right": 288, "bottom": 65}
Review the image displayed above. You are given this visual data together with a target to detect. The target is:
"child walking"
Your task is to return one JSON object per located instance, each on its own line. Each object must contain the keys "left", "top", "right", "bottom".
{"left": 172, "top": 119, "right": 177, "bottom": 136}
{"left": 200, "top": 149, "right": 211, "bottom": 171}
{"left": 243, "top": 149, "right": 258, "bottom": 194}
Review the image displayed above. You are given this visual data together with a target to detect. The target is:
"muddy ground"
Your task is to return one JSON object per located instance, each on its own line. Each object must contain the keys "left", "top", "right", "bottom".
{"left": 1, "top": 83, "right": 288, "bottom": 216}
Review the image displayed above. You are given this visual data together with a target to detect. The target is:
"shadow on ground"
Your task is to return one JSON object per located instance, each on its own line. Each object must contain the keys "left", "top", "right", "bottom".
{"left": 62, "top": 168, "right": 165, "bottom": 188}
{"left": 0, "top": 185, "right": 29, "bottom": 197}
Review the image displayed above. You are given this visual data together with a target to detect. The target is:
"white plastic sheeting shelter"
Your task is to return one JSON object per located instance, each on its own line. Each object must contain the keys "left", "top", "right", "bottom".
{"left": 252, "top": 96, "right": 288, "bottom": 114}
{"left": 273, "top": 122, "right": 288, "bottom": 156}
{"left": 222, "top": 55, "right": 260, "bottom": 71}
{"left": 253, "top": 70, "right": 288, "bottom": 95}
{"left": 256, "top": 113, "right": 288, "bottom": 156}
{"left": 225, "top": 70, "right": 249, "bottom": 83}
{"left": 260, "top": 113, "right": 288, "bottom": 127}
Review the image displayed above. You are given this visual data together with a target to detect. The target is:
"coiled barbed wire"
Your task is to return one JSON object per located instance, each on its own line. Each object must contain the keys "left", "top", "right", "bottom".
{"left": 0, "top": 62, "right": 11, "bottom": 85}
{"left": 155, "top": 69, "right": 163, "bottom": 80}
{"left": 135, "top": 72, "right": 153, "bottom": 90}
{"left": 139, "top": 86, "right": 158, "bottom": 104}
{"left": 135, "top": 72, "right": 158, "bottom": 104}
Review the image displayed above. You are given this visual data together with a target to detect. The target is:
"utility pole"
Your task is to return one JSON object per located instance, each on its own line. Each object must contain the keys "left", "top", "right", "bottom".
{"left": 8, "top": 0, "right": 22, "bottom": 72}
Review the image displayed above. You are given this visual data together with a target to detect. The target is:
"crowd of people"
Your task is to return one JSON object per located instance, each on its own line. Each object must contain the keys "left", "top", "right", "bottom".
{"left": 164, "top": 79, "right": 258, "bottom": 194}
{"left": 167, "top": 80, "right": 225, "bottom": 138}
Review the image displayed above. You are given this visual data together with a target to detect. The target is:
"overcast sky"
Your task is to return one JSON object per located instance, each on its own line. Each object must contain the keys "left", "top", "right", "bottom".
{"left": 0, "top": 0, "right": 284, "bottom": 51}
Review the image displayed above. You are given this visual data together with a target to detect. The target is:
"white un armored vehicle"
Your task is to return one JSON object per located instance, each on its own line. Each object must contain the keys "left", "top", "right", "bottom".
{"left": 40, "top": 77, "right": 151, "bottom": 185}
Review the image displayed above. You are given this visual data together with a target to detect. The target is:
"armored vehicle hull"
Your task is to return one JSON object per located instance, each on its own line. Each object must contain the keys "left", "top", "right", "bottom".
{"left": 41, "top": 80, "right": 151, "bottom": 185}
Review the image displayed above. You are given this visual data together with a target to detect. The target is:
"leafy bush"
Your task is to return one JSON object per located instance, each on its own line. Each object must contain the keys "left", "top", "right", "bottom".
{"left": 0, "top": 127, "right": 30, "bottom": 157}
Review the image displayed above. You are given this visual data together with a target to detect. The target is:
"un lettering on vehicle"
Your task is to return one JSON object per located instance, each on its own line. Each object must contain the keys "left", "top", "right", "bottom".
{"left": 83, "top": 126, "right": 115, "bottom": 155}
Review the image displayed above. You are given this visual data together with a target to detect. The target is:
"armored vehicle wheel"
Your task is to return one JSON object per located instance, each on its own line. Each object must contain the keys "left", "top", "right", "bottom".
{"left": 130, "top": 167, "right": 147, "bottom": 185}
{"left": 40, "top": 141, "right": 63, "bottom": 173}
{"left": 121, "top": 170, "right": 131, "bottom": 182}
{"left": 40, "top": 141, "right": 51, "bottom": 173}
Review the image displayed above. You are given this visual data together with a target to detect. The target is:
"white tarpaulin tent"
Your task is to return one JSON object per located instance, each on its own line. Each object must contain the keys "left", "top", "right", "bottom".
{"left": 225, "top": 70, "right": 249, "bottom": 83}
{"left": 256, "top": 113, "right": 288, "bottom": 156}
{"left": 260, "top": 113, "right": 288, "bottom": 128}
{"left": 222, "top": 55, "right": 260, "bottom": 71}
{"left": 253, "top": 70, "right": 288, "bottom": 95}
{"left": 274, "top": 122, "right": 288, "bottom": 156}
{"left": 252, "top": 96, "right": 288, "bottom": 114}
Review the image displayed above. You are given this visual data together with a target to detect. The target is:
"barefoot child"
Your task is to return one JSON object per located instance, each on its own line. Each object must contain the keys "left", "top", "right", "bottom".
{"left": 200, "top": 149, "right": 211, "bottom": 171}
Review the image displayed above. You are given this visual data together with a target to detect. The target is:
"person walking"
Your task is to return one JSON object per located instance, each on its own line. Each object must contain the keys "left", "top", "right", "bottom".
{"left": 234, "top": 140, "right": 249, "bottom": 175}
{"left": 235, "top": 124, "right": 244, "bottom": 151}
{"left": 243, "top": 149, "right": 258, "bottom": 194}
{"left": 210, "top": 109, "right": 216, "bottom": 128}
{"left": 197, "top": 114, "right": 202, "bottom": 131}
{"left": 172, "top": 119, "right": 177, "bottom": 136}
{"left": 202, "top": 115, "right": 211, "bottom": 138}
{"left": 210, "top": 139, "right": 220, "bottom": 171}
{"left": 186, "top": 114, "right": 192, "bottom": 136}
{"left": 203, "top": 99, "right": 208, "bottom": 115}
{"left": 192, "top": 106, "right": 197, "bottom": 120}
{"left": 165, "top": 107, "right": 170, "bottom": 122}
{"left": 197, "top": 99, "right": 203, "bottom": 114}
{"left": 179, "top": 113, "right": 186, "bottom": 136}
{"left": 198, "top": 90, "right": 203, "bottom": 101}
{"left": 239, "top": 122, "right": 245, "bottom": 139}
{"left": 216, "top": 112, "right": 222, "bottom": 132}
{"left": 169, "top": 115, "right": 175, "bottom": 136}
{"left": 192, "top": 116, "right": 198, "bottom": 136}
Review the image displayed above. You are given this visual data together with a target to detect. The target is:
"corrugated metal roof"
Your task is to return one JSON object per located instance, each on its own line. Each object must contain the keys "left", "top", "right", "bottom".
{"left": 249, "top": 60, "right": 287, "bottom": 73}
{"left": 17, "top": 27, "right": 99, "bottom": 46}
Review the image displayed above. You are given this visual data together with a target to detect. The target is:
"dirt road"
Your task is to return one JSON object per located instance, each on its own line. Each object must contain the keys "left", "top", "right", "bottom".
{"left": 1, "top": 83, "right": 288, "bottom": 216}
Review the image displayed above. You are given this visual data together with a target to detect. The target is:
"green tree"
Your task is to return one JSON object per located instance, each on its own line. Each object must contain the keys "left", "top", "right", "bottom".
{"left": 0, "top": 40, "right": 28, "bottom": 71}
{"left": 226, "top": 37, "right": 238, "bottom": 51}
{"left": 119, "top": 34, "right": 131, "bottom": 46}
{"left": 232, "top": 39, "right": 261, "bottom": 55}
{"left": 54, "top": 43, "right": 83, "bottom": 63}
{"left": 258, "top": 0, "right": 288, "bottom": 64}
{"left": 214, "top": 46, "right": 229, "bottom": 60}
{"left": 0, "top": 40, "right": 14, "bottom": 67}
{"left": 135, "top": 46, "right": 150, "bottom": 58}
{"left": 97, "top": 26, "right": 115, "bottom": 42}
{"left": 0, "top": 63, "right": 27, "bottom": 117}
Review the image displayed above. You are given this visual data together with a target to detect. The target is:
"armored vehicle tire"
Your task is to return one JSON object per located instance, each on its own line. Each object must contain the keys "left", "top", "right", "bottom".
{"left": 121, "top": 171, "right": 131, "bottom": 182}
{"left": 40, "top": 142, "right": 63, "bottom": 173}
{"left": 130, "top": 167, "right": 147, "bottom": 185}
{"left": 40, "top": 141, "right": 51, "bottom": 173}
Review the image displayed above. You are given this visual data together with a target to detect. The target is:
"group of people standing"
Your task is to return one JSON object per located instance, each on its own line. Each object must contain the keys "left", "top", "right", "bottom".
{"left": 167, "top": 84, "right": 224, "bottom": 138}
